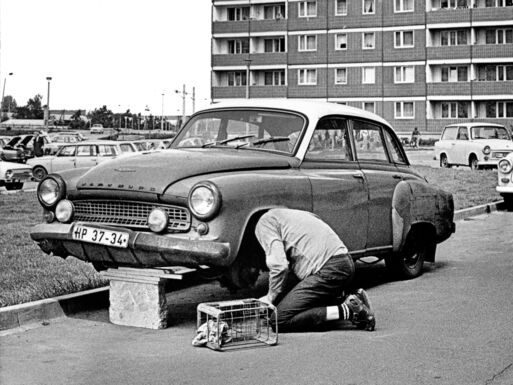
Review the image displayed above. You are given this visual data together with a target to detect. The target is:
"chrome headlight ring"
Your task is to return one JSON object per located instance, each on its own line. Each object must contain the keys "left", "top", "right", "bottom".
{"left": 498, "top": 159, "right": 512, "bottom": 174}
{"left": 482, "top": 145, "right": 491, "bottom": 155}
{"left": 37, "top": 174, "right": 67, "bottom": 208}
{"left": 188, "top": 181, "right": 222, "bottom": 221}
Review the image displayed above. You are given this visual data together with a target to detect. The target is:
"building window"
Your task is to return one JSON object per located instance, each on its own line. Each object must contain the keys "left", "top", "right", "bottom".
{"left": 394, "top": 66, "right": 415, "bottom": 83}
{"left": 298, "top": 35, "right": 317, "bottom": 51}
{"left": 440, "top": 0, "right": 469, "bottom": 8}
{"left": 485, "top": 0, "right": 513, "bottom": 7}
{"left": 395, "top": 0, "right": 414, "bottom": 12}
{"left": 486, "top": 101, "right": 513, "bottom": 118}
{"left": 440, "top": 30, "right": 468, "bottom": 46}
{"left": 441, "top": 66, "right": 468, "bottom": 82}
{"left": 362, "top": 102, "right": 375, "bottom": 113}
{"left": 441, "top": 102, "right": 469, "bottom": 118}
{"left": 228, "top": 39, "right": 249, "bottom": 54}
{"left": 485, "top": 29, "right": 513, "bottom": 44}
{"left": 395, "top": 102, "right": 415, "bottom": 118}
{"left": 298, "top": 69, "right": 317, "bottom": 85}
{"left": 335, "top": 68, "right": 348, "bottom": 84}
{"left": 363, "top": 0, "right": 375, "bottom": 14}
{"left": 336, "top": 0, "right": 348, "bottom": 15}
{"left": 394, "top": 31, "right": 414, "bottom": 48}
{"left": 227, "top": 71, "right": 247, "bottom": 86}
{"left": 264, "top": 37, "right": 285, "bottom": 53}
{"left": 299, "top": 1, "right": 317, "bottom": 17}
{"left": 335, "top": 34, "right": 347, "bottom": 50}
{"left": 264, "top": 70, "right": 286, "bottom": 86}
{"left": 362, "top": 32, "right": 375, "bottom": 49}
{"left": 227, "top": 7, "right": 250, "bottom": 21}
{"left": 478, "top": 65, "right": 513, "bottom": 81}
{"left": 264, "top": 4, "right": 285, "bottom": 19}
{"left": 362, "top": 67, "right": 375, "bottom": 84}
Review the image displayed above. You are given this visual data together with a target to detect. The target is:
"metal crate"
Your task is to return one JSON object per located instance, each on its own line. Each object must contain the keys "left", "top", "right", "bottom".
{"left": 196, "top": 298, "right": 278, "bottom": 351}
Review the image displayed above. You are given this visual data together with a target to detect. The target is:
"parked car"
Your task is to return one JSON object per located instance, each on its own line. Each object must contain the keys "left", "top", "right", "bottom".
{"left": 497, "top": 153, "right": 513, "bottom": 208}
{"left": 44, "top": 132, "right": 86, "bottom": 155}
{"left": 27, "top": 140, "right": 135, "bottom": 181}
{"left": 0, "top": 160, "right": 32, "bottom": 190}
{"left": 30, "top": 100, "right": 455, "bottom": 290}
{"left": 434, "top": 122, "right": 513, "bottom": 170}
{"left": 0, "top": 136, "right": 12, "bottom": 149}
{"left": 90, "top": 124, "right": 104, "bottom": 134}
{"left": 0, "top": 134, "right": 51, "bottom": 163}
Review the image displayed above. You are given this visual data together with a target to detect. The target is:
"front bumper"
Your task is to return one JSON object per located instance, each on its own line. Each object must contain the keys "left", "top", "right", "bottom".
{"left": 30, "top": 222, "right": 231, "bottom": 268}
{"left": 496, "top": 186, "right": 513, "bottom": 195}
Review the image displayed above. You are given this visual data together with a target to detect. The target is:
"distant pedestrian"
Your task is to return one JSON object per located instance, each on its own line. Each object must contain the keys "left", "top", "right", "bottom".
{"left": 33, "top": 131, "right": 45, "bottom": 157}
{"left": 411, "top": 127, "right": 420, "bottom": 148}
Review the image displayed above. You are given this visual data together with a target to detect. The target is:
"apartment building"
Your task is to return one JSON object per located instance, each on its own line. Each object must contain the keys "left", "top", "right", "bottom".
{"left": 211, "top": 0, "right": 513, "bottom": 132}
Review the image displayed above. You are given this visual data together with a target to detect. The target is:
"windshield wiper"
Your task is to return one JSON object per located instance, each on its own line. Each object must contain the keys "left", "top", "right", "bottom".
{"left": 202, "top": 135, "right": 255, "bottom": 148}
{"left": 252, "top": 136, "right": 290, "bottom": 146}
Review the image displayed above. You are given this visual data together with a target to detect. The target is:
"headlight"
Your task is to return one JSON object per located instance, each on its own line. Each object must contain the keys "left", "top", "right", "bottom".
{"left": 147, "top": 208, "right": 169, "bottom": 233}
{"left": 37, "top": 175, "right": 66, "bottom": 208}
{"left": 188, "top": 181, "right": 222, "bottom": 220}
{"left": 5, "top": 170, "right": 13, "bottom": 180}
{"left": 482, "top": 146, "right": 491, "bottom": 155}
{"left": 55, "top": 200, "right": 74, "bottom": 223}
{"left": 498, "top": 159, "right": 512, "bottom": 174}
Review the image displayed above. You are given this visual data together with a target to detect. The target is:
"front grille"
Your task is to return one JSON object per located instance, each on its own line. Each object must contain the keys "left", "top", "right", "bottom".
{"left": 492, "top": 151, "right": 511, "bottom": 159}
{"left": 73, "top": 200, "right": 191, "bottom": 232}
{"left": 11, "top": 170, "right": 32, "bottom": 179}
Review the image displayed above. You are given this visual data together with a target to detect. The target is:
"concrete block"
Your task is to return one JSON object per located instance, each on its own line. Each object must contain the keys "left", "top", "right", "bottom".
{"left": 108, "top": 279, "right": 168, "bottom": 329}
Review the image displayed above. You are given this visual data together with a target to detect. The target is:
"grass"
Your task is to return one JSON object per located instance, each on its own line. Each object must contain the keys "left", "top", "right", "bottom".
{"left": 0, "top": 166, "right": 501, "bottom": 307}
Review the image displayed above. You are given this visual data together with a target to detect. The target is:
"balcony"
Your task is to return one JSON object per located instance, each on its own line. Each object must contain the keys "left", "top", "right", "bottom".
{"left": 472, "top": 6, "right": 513, "bottom": 23}
{"left": 426, "top": 8, "right": 471, "bottom": 24}
{"left": 471, "top": 81, "right": 513, "bottom": 96}
{"left": 427, "top": 82, "right": 472, "bottom": 96}
{"left": 248, "top": 86, "right": 287, "bottom": 98}
{"left": 212, "top": 87, "right": 247, "bottom": 100}
{"left": 472, "top": 44, "right": 513, "bottom": 60}
{"left": 427, "top": 45, "right": 472, "bottom": 60}
{"left": 249, "top": 18, "right": 287, "bottom": 33}
{"left": 212, "top": 21, "right": 250, "bottom": 35}
{"left": 249, "top": 52, "right": 287, "bottom": 66}
{"left": 212, "top": 54, "right": 250, "bottom": 67}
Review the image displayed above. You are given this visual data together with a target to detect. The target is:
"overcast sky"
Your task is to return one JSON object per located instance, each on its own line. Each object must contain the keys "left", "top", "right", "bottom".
{"left": 0, "top": 0, "right": 212, "bottom": 115}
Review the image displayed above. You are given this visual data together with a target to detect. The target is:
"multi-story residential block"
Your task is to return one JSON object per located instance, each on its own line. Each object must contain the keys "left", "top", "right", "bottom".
{"left": 211, "top": 0, "right": 513, "bottom": 132}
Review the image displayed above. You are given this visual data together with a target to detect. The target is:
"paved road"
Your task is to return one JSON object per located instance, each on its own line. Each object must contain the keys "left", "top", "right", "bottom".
{"left": 1, "top": 211, "right": 513, "bottom": 385}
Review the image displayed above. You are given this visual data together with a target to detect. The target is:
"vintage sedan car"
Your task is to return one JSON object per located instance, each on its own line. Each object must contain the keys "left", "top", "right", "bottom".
{"left": 27, "top": 140, "right": 136, "bottom": 181}
{"left": 496, "top": 153, "right": 513, "bottom": 208}
{"left": 0, "top": 160, "right": 32, "bottom": 190}
{"left": 44, "top": 132, "right": 86, "bottom": 155}
{"left": 90, "top": 124, "right": 104, "bottom": 134}
{"left": 30, "top": 100, "right": 455, "bottom": 289}
{"left": 434, "top": 122, "right": 513, "bottom": 170}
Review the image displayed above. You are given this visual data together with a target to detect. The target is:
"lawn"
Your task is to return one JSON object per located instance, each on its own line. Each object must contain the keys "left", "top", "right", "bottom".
{"left": 0, "top": 167, "right": 501, "bottom": 307}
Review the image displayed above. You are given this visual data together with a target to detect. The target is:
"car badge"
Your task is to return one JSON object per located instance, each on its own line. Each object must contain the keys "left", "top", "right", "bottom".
{"left": 114, "top": 167, "right": 136, "bottom": 172}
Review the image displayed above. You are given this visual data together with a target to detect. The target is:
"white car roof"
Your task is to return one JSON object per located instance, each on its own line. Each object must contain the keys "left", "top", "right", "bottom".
{"left": 202, "top": 99, "right": 392, "bottom": 128}
{"left": 445, "top": 122, "right": 506, "bottom": 128}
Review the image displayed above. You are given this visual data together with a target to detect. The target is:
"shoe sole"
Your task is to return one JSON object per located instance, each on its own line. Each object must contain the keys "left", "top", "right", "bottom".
{"left": 356, "top": 289, "right": 376, "bottom": 331}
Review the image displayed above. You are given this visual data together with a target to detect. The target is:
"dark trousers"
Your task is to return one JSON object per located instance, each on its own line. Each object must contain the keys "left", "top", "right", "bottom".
{"left": 275, "top": 253, "right": 355, "bottom": 333}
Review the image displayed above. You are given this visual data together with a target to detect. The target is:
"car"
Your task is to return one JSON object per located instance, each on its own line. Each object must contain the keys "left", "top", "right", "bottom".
{"left": 0, "top": 134, "right": 51, "bottom": 163}
{"left": 90, "top": 124, "right": 104, "bottom": 134}
{"left": 30, "top": 100, "right": 455, "bottom": 290}
{"left": 44, "top": 132, "right": 86, "bottom": 155}
{"left": 0, "top": 159, "right": 32, "bottom": 190}
{"left": 0, "top": 136, "right": 12, "bottom": 149}
{"left": 496, "top": 153, "right": 513, "bottom": 208}
{"left": 434, "top": 122, "right": 513, "bottom": 170}
{"left": 27, "top": 140, "right": 135, "bottom": 181}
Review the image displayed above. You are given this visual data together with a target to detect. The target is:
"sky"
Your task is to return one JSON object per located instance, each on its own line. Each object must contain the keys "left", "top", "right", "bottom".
{"left": 0, "top": 0, "right": 212, "bottom": 116}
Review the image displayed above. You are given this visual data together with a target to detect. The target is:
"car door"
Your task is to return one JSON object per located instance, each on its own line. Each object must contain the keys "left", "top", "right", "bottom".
{"left": 74, "top": 144, "right": 98, "bottom": 169}
{"left": 437, "top": 126, "right": 457, "bottom": 164}
{"left": 454, "top": 126, "right": 470, "bottom": 165}
{"left": 97, "top": 144, "right": 119, "bottom": 164}
{"left": 299, "top": 116, "right": 369, "bottom": 253}
{"left": 50, "top": 145, "right": 77, "bottom": 172}
{"left": 351, "top": 119, "right": 402, "bottom": 252}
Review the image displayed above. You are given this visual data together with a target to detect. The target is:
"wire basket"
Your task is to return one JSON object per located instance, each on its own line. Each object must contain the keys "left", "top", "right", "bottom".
{"left": 196, "top": 298, "right": 278, "bottom": 351}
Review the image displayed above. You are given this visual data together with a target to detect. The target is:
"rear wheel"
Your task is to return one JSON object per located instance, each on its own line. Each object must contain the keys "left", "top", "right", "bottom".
{"left": 32, "top": 166, "right": 48, "bottom": 181}
{"left": 440, "top": 154, "right": 451, "bottom": 168}
{"left": 502, "top": 194, "right": 513, "bottom": 210}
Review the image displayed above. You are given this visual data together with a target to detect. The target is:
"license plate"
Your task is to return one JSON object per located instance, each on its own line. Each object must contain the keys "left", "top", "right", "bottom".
{"left": 71, "top": 224, "right": 129, "bottom": 248}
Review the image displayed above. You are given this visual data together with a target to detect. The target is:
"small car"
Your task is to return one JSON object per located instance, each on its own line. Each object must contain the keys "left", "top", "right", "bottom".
{"left": 0, "top": 136, "right": 12, "bottom": 149}
{"left": 0, "top": 160, "right": 32, "bottom": 190}
{"left": 497, "top": 153, "right": 513, "bottom": 208}
{"left": 27, "top": 140, "right": 135, "bottom": 181}
{"left": 434, "top": 122, "right": 513, "bottom": 170}
{"left": 30, "top": 100, "right": 455, "bottom": 289}
{"left": 90, "top": 124, "right": 104, "bottom": 134}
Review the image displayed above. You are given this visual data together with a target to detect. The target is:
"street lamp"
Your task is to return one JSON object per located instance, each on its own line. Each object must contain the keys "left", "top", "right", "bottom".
{"left": 44, "top": 76, "right": 52, "bottom": 128}
{"left": 243, "top": 58, "right": 252, "bottom": 99}
{"left": 175, "top": 85, "right": 187, "bottom": 128}
{"left": 1, "top": 72, "right": 13, "bottom": 115}
{"left": 161, "top": 93, "right": 165, "bottom": 130}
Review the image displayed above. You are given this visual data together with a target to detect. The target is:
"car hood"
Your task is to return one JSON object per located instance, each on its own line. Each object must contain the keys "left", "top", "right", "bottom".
{"left": 76, "top": 149, "right": 295, "bottom": 194}
{"left": 0, "top": 160, "right": 32, "bottom": 171}
{"left": 474, "top": 139, "right": 513, "bottom": 149}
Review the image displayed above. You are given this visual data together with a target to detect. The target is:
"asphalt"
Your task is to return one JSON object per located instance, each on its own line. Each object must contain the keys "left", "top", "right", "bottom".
{"left": 1, "top": 209, "right": 513, "bottom": 385}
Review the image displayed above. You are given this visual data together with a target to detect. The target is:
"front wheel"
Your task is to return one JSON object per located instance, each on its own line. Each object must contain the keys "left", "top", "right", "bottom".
{"left": 440, "top": 154, "right": 451, "bottom": 168}
{"left": 4, "top": 182, "right": 23, "bottom": 191}
{"left": 32, "top": 166, "right": 48, "bottom": 181}
{"left": 469, "top": 155, "right": 479, "bottom": 171}
{"left": 502, "top": 194, "right": 513, "bottom": 210}
{"left": 385, "top": 230, "right": 436, "bottom": 280}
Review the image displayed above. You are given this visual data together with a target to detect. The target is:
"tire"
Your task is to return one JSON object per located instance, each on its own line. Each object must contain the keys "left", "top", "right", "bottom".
{"left": 4, "top": 182, "right": 23, "bottom": 191}
{"left": 385, "top": 229, "right": 436, "bottom": 280}
{"left": 469, "top": 155, "right": 479, "bottom": 171}
{"left": 32, "top": 166, "right": 48, "bottom": 181}
{"left": 503, "top": 195, "right": 513, "bottom": 211}
{"left": 440, "top": 154, "right": 451, "bottom": 168}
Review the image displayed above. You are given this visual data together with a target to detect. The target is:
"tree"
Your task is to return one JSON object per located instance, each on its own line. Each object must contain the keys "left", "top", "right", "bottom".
{"left": 14, "top": 94, "right": 44, "bottom": 119}
{"left": 90, "top": 105, "right": 114, "bottom": 128}
{"left": 1, "top": 95, "right": 17, "bottom": 113}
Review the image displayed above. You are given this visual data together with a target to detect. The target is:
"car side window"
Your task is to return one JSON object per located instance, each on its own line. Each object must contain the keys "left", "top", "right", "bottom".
{"left": 383, "top": 128, "right": 407, "bottom": 164}
{"left": 76, "top": 145, "right": 94, "bottom": 156}
{"left": 457, "top": 127, "right": 468, "bottom": 140}
{"left": 304, "top": 118, "right": 353, "bottom": 161}
{"left": 58, "top": 146, "right": 76, "bottom": 157}
{"left": 352, "top": 120, "right": 389, "bottom": 162}
{"left": 120, "top": 144, "right": 135, "bottom": 153}
{"left": 441, "top": 126, "right": 458, "bottom": 140}
{"left": 98, "top": 145, "right": 117, "bottom": 156}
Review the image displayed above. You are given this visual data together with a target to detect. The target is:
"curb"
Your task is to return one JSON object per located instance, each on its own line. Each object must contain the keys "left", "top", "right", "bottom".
{"left": 0, "top": 200, "right": 507, "bottom": 332}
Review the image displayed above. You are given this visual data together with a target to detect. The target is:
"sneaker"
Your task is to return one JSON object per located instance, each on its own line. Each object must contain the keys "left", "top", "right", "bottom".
{"left": 343, "top": 290, "right": 376, "bottom": 331}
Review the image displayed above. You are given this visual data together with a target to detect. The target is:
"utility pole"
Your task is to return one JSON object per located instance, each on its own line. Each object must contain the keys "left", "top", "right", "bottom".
{"left": 192, "top": 86, "right": 196, "bottom": 114}
{"left": 161, "top": 93, "right": 165, "bottom": 130}
{"left": 44, "top": 77, "right": 52, "bottom": 128}
{"left": 1, "top": 72, "right": 13, "bottom": 114}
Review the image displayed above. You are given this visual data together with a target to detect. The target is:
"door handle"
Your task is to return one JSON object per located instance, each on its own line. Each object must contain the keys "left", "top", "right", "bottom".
{"left": 352, "top": 171, "right": 364, "bottom": 179}
{"left": 393, "top": 174, "right": 402, "bottom": 179}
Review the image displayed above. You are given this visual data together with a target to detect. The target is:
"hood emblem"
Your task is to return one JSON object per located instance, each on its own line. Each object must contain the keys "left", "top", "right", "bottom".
{"left": 114, "top": 167, "right": 137, "bottom": 172}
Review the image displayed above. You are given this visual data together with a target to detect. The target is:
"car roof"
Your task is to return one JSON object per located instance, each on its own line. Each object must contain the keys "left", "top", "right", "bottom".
{"left": 445, "top": 122, "right": 506, "bottom": 128}
{"left": 61, "top": 140, "right": 120, "bottom": 145}
{"left": 202, "top": 99, "right": 392, "bottom": 128}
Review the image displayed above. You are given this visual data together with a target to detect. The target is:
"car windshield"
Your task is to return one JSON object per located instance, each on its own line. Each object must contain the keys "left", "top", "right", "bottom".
{"left": 471, "top": 126, "right": 510, "bottom": 140}
{"left": 170, "top": 109, "right": 305, "bottom": 155}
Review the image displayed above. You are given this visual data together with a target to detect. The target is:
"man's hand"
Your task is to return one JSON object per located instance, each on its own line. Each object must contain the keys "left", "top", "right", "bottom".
{"left": 258, "top": 295, "right": 273, "bottom": 305}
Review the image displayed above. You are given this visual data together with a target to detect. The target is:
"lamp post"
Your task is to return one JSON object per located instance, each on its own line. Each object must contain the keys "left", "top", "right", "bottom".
{"left": 175, "top": 84, "right": 187, "bottom": 128}
{"left": 44, "top": 76, "right": 52, "bottom": 128}
{"left": 243, "top": 58, "right": 252, "bottom": 99}
{"left": 161, "top": 93, "right": 165, "bottom": 130}
{"left": 1, "top": 72, "right": 13, "bottom": 115}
